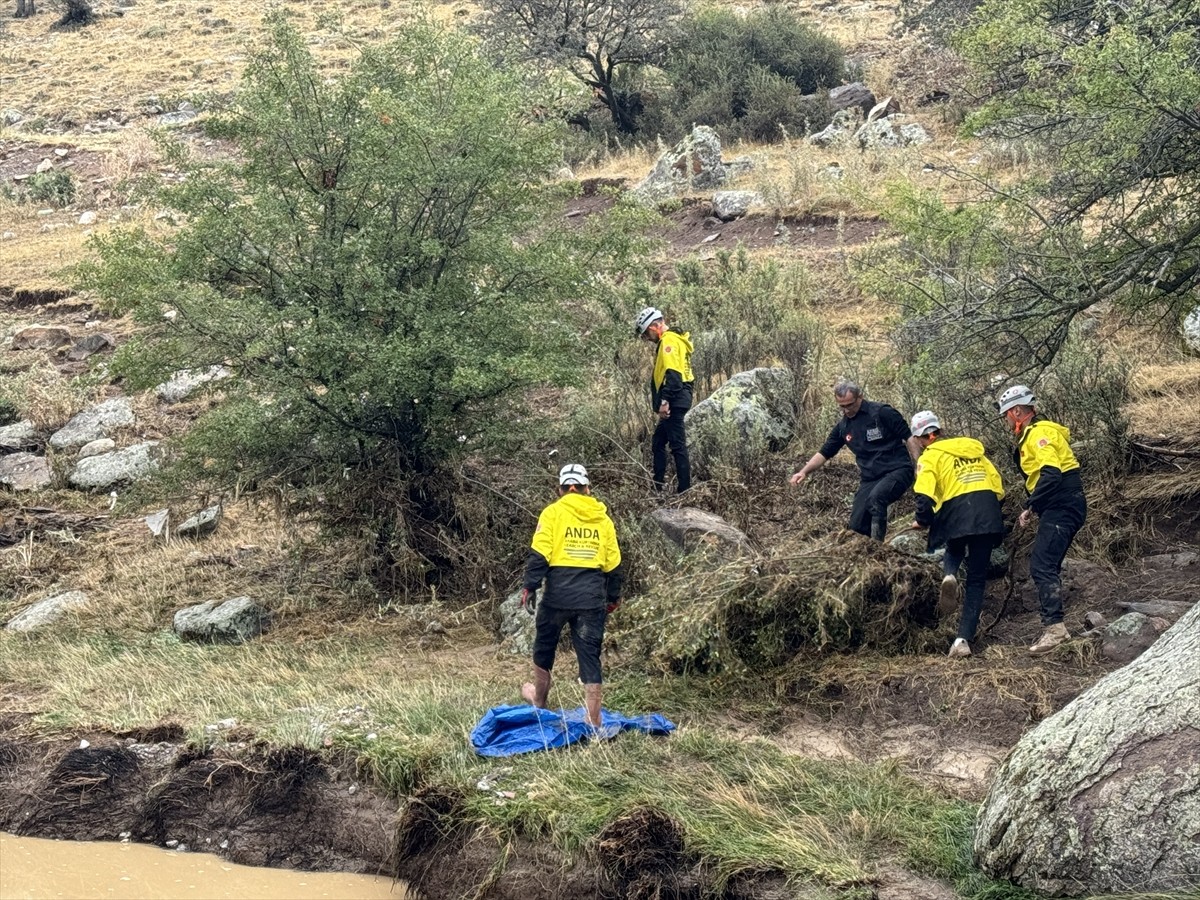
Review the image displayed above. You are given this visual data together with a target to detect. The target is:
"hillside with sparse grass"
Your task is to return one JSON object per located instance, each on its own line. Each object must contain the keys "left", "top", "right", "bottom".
{"left": 2, "top": 1, "right": 1199, "bottom": 898}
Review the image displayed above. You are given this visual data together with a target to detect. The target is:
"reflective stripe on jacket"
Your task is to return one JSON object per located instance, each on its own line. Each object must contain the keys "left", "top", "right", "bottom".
{"left": 523, "top": 492, "right": 623, "bottom": 610}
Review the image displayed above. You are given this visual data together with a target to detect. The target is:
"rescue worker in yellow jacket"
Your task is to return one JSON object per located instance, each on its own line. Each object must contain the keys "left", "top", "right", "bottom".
{"left": 909, "top": 411, "right": 1006, "bottom": 658}
{"left": 996, "top": 385, "right": 1086, "bottom": 655}
{"left": 520, "top": 464, "right": 624, "bottom": 728}
{"left": 636, "top": 307, "right": 694, "bottom": 493}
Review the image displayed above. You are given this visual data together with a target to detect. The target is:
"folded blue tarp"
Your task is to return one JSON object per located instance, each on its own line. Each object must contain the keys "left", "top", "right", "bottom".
{"left": 470, "top": 704, "right": 676, "bottom": 757}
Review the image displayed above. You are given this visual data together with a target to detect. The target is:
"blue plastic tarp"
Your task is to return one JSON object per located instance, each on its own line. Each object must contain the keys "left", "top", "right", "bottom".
{"left": 470, "top": 704, "right": 676, "bottom": 757}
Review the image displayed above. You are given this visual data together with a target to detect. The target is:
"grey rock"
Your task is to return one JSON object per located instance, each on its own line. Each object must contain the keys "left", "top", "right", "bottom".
{"left": 66, "top": 333, "right": 116, "bottom": 361}
{"left": 78, "top": 438, "right": 116, "bottom": 459}
{"left": 78, "top": 211, "right": 98, "bottom": 226}
{"left": 50, "top": 397, "right": 135, "bottom": 450}
{"left": 974, "top": 601, "right": 1200, "bottom": 895}
{"left": 157, "top": 107, "right": 198, "bottom": 126}
{"left": 712, "top": 190, "right": 763, "bottom": 221}
{"left": 5, "top": 590, "right": 89, "bottom": 631}
{"left": 1100, "top": 611, "right": 1171, "bottom": 664}
{"left": 173, "top": 596, "right": 269, "bottom": 644}
{"left": 828, "top": 82, "right": 876, "bottom": 117}
{"left": 649, "top": 507, "right": 751, "bottom": 556}
{"left": 155, "top": 365, "right": 232, "bottom": 403}
{"left": 809, "top": 109, "right": 855, "bottom": 147}
{"left": 632, "top": 125, "right": 728, "bottom": 204}
{"left": 68, "top": 441, "right": 159, "bottom": 491}
{"left": 176, "top": 504, "right": 222, "bottom": 539}
{"left": 0, "top": 452, "right": 52, "bottom": 491}
{"left": 856, "top": 117, "right": 903, "bottom": 149}
{"left": 899, "top": 123, "right": 931, "bottom": 145}
{"left": 725, "top": 155, "right": 754, "bottom": 179}
{"left": 685, "top": 367, "right": 796, "bottom": 463}
{"left": 1183, "top": 306, "right": 1200, "bottom": 355}
{"left": 0, "top": 421, "right": 38, "bottom": 453}
{"left": 498, "top": 588, "right": 538, "bottom": 656}
{"left": 866, "top": 96, "right": 901, "bottom": 121}
{"left": 2, "top": 109, "right": 24, "bottom": 126}
{"left": 12, "top": 325, "right": 71, "bottom": 350}
{"left": 145, "top": 508, "right": 170, "bottom": 538}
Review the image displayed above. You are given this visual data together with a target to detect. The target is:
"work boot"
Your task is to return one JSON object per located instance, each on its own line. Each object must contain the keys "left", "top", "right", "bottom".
{"left": 1029, "top": 622, "right": 1070, "bottom": 655}
{"left": 937, "top": 575, "right": 960, "bottom": 618}
{"left": 948, "top": 638, "right": 971, "bottom": 658}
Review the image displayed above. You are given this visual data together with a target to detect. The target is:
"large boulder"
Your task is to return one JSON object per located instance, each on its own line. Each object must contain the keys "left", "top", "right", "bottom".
{"left": 173, "top": 596, "right": 269, "bottom": 644}
{"left": 5, "top": 591, "right": 89, "bottom": 631}
{"left": 49, "top": 397, "right": 135, "bottom": 450}
{"left": 685, "top": 367, "right": 796, "bottom": 465}
{"left": 808, "top": 109, "right": 855, "bottom": 147}
{"left": 68, "top": 441, "right": 159, "bottom": 491}
{"left": 66, "top": 333, "right": 116, "bottom": 362}
{"left": 828, "top": 82, "right": 876, "bottom": 118}
{"left": 0, "top": 452, "right": 52, "bottom": 492}
{"left": 974, "top": 601, "right": 1200, "bottom": 895}
{"left": 649, "top": 507, "right": 751, "bottom": 556}
{"left": 712, "top": 190, "right": 763, "bottom": 221}
{"left": 632, "top": 126, "right": 729, "bottom": 204}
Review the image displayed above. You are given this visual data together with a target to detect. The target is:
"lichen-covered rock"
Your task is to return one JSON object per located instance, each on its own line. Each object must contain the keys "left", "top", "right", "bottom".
{"left": 649, "top": 507, "right": 751, "bottom": 556}
{"left": 809, "top": 109, "right": 855, "bottom": 147}
{"left": 78, "top": 438, "right": 116, "bottom": 459}
{"left": 1100, "top": 611, "right": 1171, "bottom": 664}
{"left": 155, "top": 365, "right": 232, "bottom": 403}
{"left": 68, "top": 441, "right": 159, "bottom": 491}
{"left": 1183, "top": 306, "right": 1200, "bottom": 355}
{"left": 0, "top": 452, "right": 52, "bottom": 491}
{"left": 712, "top": 191, "right": 763, "bottom": 221}
{"left": 5, "top": 591, "right": 89, "bottom": 631}
{"left": 176, "top": 504, "right": 222, "bottom": 539}
{"left": 632, "top": 126, "right": 728, "bottom": 204}
{"left": 974, "top": 601, "right": 1200, "bottom": 895}
{"left": 173, "top": 596, "right": 269, "bottom": 644}
{"left": 685, "top": 367, "right": 795, "bottom": 466}
{"left": 66, "top": 333, "right": 116, "bottom": 361}
{"left": 50, "top": 397, "right": 135, "bottom": 450}
{"left": 498, "top": 588, "right": 538, "bottom": 656}
{"left": 0, "top": 420, "right": 38, "bottom": 453}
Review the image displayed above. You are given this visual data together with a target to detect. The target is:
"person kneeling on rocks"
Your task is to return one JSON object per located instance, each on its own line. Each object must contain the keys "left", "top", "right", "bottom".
{"left": 909, "top": 411, "right": 1005, "bottom": 658}
{"left": 520, "top": 463, "right": 624, "bottom": 728}
{"left": 996, "top": 385, "right": 1087, "bottom": 655}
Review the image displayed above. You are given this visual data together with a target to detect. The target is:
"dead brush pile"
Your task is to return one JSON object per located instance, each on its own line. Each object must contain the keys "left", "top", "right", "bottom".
{"left": 1122, "top": 359, "right": 1200, "bottom": 516}
{"left": 618, "top": 532, "right": 944, "bottom": 673}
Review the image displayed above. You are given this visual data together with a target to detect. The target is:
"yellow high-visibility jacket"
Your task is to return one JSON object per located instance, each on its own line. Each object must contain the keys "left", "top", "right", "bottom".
{"left": 1016, "top": 418, "right": 1084, "bottom": 514}
{"left": 651, "top": 330, "right": 694, "bottom": 410}
{"left": 523, "top": 492, "right": 623, "bottom": 610}
{"left": 914, "top": 436, "right": 1005, "bottom": 544}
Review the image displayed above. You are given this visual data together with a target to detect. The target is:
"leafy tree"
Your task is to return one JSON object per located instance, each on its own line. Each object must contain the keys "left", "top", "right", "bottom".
{"left": 477, "top": 0, "right": 684, "bottom": 133}
{"left": 663, "top": 7, "right": 842, "bottom": 141}
{"left": 875, "top": 0, "right": 1200, "bottom": 379}
{"left": 78, "top": 14, "right": 642, "bottom": 585}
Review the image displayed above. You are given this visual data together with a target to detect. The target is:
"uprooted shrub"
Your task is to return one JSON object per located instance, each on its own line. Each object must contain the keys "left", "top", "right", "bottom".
{"left": 616, "top": 533, "right": 943, "bottom": 672}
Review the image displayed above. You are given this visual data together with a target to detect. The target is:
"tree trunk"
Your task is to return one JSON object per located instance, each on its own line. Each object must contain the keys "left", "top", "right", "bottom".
{"left": 15, "top": 0, "right": 37, "bottom": 18}
{"left": 974, "top": 600, "right": 1200, "bottom": 895}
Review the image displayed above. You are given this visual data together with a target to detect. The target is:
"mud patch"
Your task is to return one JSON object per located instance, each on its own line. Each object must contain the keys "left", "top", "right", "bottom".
{"left": 0, "top": 729, "right": 397, "bottom": 876}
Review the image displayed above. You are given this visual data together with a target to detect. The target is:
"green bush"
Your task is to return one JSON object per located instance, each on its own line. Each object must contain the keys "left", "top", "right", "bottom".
{"left": 23, "top": 170, "right": 76, "bottom": 206}
{"left": 663, "top": 7, "right": 841, "bottom": 142}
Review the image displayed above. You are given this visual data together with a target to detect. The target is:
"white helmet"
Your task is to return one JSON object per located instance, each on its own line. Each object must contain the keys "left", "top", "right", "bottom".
{"left": 910, "top": 410, "right": 941, "bottom": 437}
{"left": 558, "top": 463, "right": 589, "bottom": 487}
{"left": 996, "top": 385, "right": 1036, "bottom": 417}
{"left": 635, "top": 306, "right": 664, "bottom": 335}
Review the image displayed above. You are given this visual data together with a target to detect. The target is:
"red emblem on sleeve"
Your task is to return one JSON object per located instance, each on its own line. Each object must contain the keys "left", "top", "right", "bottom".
{"left": 1037, "top": 438, "right": 1049, "bottom": 447}
{"left": 664, "top": 345, "right": 673, "bottom": 353}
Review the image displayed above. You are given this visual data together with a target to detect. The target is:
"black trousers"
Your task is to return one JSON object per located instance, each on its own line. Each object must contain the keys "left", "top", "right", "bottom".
{"left": 943, "top": 533, "right": 999, "bottom": 641}
{"left": 849, "top": 467, "right": 914, "bottom": 539}
{"left": 1030, "top": 494, "right": 1087, "bottom": 625}
{"left": 531, "top": 605, "right": 607, "bottom": 685}
{"left": 652, "top": 407, "right": 691, "bottom": 492}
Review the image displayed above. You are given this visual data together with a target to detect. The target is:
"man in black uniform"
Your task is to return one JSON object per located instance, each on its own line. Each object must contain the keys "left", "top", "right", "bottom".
{"left": 789, "top": 380, "right": 914, "bottom": 540}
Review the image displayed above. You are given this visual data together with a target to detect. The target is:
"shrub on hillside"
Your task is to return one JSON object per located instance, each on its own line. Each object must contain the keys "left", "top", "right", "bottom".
{"left": 76, "top": 14, "right": 645, "bottom": 596}
{"left": 662, "top": 7, "right": 841, "bottom": 142}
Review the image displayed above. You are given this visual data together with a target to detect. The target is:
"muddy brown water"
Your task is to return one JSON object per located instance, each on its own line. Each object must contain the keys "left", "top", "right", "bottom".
{"left": 0, "top": 833, "right": 408, "bottom": 900}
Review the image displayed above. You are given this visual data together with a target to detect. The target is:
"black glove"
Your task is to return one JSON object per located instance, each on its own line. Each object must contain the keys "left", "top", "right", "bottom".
{"left": 521, "top": 588, "right": 536, "bottom": 615}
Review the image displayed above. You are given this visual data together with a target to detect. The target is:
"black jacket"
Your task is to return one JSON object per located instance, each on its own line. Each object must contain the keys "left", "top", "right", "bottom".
{"left": 818, "top": 400, "right": 914, "bottom": 482}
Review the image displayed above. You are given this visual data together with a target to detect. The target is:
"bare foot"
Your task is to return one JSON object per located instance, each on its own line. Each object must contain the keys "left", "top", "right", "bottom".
{"left": 520, "top": 682, "right": 538, "bottom": 705}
